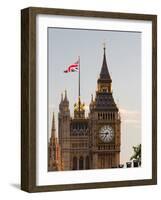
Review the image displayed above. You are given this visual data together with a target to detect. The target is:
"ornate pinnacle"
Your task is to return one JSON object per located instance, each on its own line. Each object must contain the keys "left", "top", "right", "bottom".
{"left": 51, "top": 112, "right": 56, "bottom": 137}
{"left": 103, "top": 42, "right": 106, "bottom": 51}
{"left": 64, "top": 89, "right": 68, "bottom": 101}
{"left": 91, "top": 94, "right": 94, "bottom": 102}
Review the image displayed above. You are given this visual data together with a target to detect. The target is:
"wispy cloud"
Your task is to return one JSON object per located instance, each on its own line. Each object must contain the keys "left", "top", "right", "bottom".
{"left": 120, "top": 108, "right": 141, "bottom": 125}
{"left": 49, "top": 104, "right": 56, "bottom": 110}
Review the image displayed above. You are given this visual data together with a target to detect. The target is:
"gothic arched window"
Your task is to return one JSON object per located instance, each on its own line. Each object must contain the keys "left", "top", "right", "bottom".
{"left": 73, "top": 157, "right": 77, "bottom": 170}
{"left": 86, "top": 156, "right": 89, "bottom": 169}
{"left": 79, "top": 156, "right": 84, "bottom": 170}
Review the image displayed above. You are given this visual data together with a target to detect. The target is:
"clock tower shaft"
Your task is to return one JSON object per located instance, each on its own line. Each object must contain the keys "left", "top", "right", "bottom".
{"left": 89, "top": 45, "right": 121, "bottom": 169}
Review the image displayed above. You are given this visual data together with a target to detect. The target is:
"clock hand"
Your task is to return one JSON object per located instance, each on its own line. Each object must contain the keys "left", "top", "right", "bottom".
{"left": 100, "top": 134, "right": 105, "bottom": 140}
{"left": 105, "top": 131, "right": 109, "bottom": 135}
{"left": 103, "top": 135, "right": 106, "bottom": 140}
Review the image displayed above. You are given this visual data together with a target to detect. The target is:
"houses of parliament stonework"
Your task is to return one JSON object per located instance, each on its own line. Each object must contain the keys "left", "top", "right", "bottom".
{"left": 48, "top": 47, "right": 121, "bottom": 171}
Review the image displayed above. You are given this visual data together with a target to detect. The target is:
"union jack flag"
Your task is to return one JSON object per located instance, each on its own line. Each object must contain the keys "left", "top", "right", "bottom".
{"left": 64, "top": 60, "right": 79, "bottom": 73}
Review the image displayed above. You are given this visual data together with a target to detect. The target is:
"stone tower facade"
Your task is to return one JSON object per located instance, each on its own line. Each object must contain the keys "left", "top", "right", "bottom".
{"left": 58, "top": 90, "right": 71, "bottom": 170}
{"left": 88, "top": 47, "right": 121, "bottom": 169}
{"left": 49, "top": 47, "right": 121, "bottom": 171}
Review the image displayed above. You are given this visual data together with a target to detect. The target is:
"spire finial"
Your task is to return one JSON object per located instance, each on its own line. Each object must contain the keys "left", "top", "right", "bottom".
{"left": 103, "top": 42, "right": 106, "bottom": 54}
{"left": 64, "top": 89, "right": 68, "bottom": 101}
{"left": 51, "top": 112, "right": 56, "bottom": 137}
{"left": 91, "top": 94, "right": 93, "bottom": 102}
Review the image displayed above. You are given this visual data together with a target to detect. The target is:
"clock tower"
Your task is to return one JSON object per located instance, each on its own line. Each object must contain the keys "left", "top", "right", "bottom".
{"left": 89, "top": 45, "right": 121, "bottom": 169}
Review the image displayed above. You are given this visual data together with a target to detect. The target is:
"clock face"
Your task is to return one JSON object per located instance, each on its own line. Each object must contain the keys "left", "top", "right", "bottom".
{"left": 99, "top": 125, "right": 114, "bottom": 143}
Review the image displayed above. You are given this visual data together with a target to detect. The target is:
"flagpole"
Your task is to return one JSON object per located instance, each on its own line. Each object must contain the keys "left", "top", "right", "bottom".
{"left": 78, "top": 56, "right": 80, "bottom": 116}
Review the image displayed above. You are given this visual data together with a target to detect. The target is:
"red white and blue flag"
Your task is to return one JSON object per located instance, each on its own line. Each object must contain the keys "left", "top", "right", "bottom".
{"left": 64, "top": 60, "right": 79, "bottom": 73}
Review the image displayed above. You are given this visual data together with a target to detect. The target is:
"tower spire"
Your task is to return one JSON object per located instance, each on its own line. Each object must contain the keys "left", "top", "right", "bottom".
{"left": 64, "top": 89, "right": 68, "bottom": 102}
{"left": 103, "top": 42, "right": 106, "bottom": 51}
{"left": 51, "top": 112, "right": 56, "bottom": 137}
{"left": 99, "top": 43, "right": 112, "bottom": 81}
{"left": 91, "top": 94, "right": 93, "bottom": 102}
{"left": 97, "top": 44, "right": 112, "bottom": 93}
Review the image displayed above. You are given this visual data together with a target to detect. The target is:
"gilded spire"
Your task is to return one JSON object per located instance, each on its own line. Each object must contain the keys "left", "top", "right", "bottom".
{"left": 74, "top": 98, "right": 85, "bottom": 112}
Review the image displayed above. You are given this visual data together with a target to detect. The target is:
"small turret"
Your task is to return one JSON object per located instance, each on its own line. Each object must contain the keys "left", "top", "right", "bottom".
{"left": 64, "top": 89, "right": 68, "bottom": 102}
{"left": 58, "top": 90, "right": 71, "bottom": 170}
{"left": 59, "top": 93, "right": 63, "bottom": 111}
{"left": 63, "top": 90, "right": 69, "bottom": 108}
{"left": 91, "top": 94, "right": 93, "bottom": 102}
{"left": 89, "top": 94, "right": 95, "bottom": 111}
{"left": 59, "top": 90, "right": 70, "bottom": 114}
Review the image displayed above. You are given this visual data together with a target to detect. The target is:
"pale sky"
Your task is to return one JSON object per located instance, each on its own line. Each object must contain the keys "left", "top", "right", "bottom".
{"left": 48, "top": 27, "right": 141, "bottom": 164}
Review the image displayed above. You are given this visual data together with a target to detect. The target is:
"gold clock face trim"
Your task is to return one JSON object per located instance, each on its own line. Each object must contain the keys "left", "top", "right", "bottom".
{"left": 99, "top": 125, "right": 114, "bottom": 143}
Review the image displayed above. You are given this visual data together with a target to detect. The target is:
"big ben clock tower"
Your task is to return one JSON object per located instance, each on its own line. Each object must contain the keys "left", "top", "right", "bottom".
{"left": 89, "top": 45, "right": 121, "bottom": 169}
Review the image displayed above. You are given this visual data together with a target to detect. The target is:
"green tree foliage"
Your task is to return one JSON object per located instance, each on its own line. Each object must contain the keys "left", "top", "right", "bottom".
{"left": 130, "top": 144, "right": 141, "bottom": 162}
